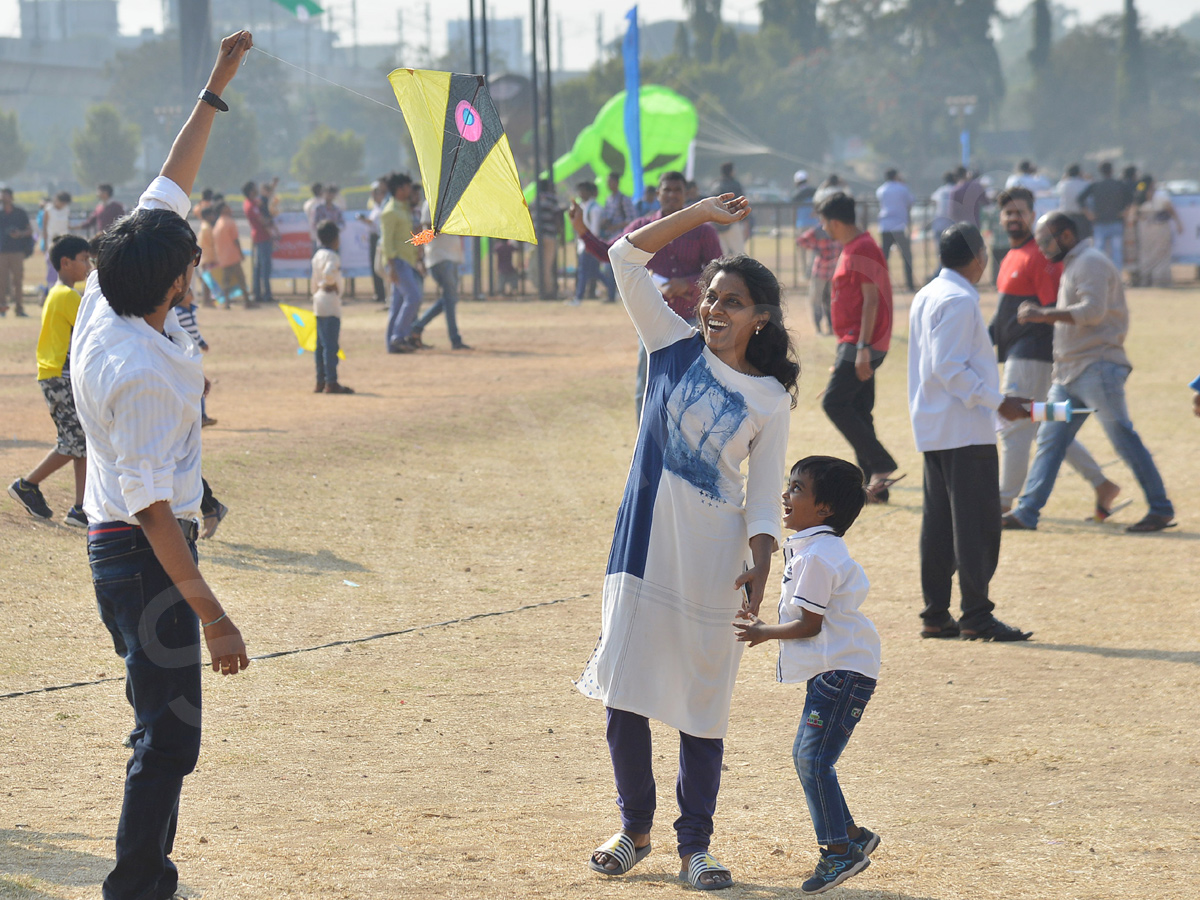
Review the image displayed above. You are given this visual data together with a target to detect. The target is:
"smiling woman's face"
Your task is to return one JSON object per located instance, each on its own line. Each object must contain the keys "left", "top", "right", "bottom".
{"left": 698, "top": 270, "right": 767, "bottom": 364}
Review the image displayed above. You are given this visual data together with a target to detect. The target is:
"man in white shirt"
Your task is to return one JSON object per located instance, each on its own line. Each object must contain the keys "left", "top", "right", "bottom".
{"left": 410, "top": 199, "right": 471, "bottom": 350}
{"left": 876, "top": 169, "right": 915, "bottom": 291}
{"left": 71, "top": 32, "right": 252, "bottom": 900}
{"left": 907, "top": 223, "right": 1032, "bottom": 642}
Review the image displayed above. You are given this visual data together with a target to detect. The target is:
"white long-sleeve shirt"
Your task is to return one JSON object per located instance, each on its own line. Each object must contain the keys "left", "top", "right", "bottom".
{"left": 907, "top": 267, "right": 1004, "bottom": 452}
{"left": 72, "top": 176, "right": 205, "bottom": 525}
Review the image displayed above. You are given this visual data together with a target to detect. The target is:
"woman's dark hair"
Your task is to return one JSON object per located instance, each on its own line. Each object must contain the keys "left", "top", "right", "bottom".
{"left": 698, "top": 255, "right": 801, "bottom": 406}
{"left": 939, "top": 222, "right": 986, "bottom": 270}
{"left": 49, "top": 234, "right": 90, "bottom": 271}
{"left": 792, "top": 455, "right": 866, "bottom": 537}
{"left": 317, "top": 220, "right": 340, "bottom": 247}
{"left": 815, "top": 191, "right": 855, "bottom": 225}
{"left": 96, "top": 208, "right": 196, "bottom": 318}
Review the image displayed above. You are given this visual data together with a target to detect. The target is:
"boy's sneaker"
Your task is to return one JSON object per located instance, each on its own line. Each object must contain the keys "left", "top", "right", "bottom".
{"left": 801, "top": 845, "right": 870, "bottom": 895}
{"left": 64, "top": 505, "right": 89, "bottom": 528}
{"left": 851, "top": 827, "right": 880, "bottom": 856}
{"left": 8, "top": 479, "right": 52, "bottom": 519}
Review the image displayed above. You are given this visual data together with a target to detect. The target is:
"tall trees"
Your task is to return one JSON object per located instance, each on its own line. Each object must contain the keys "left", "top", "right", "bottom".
{"left": 0, "top": 111, "right": 29, "bottom": 181}
{"left": 683, "top": 0, "right": 722, "bottom": 63}
{"left": 73, "top": 105, "right": 140, "bottom": 187}
{"left": 1116, "top": 0, "right": 1149, "bottom": 124}
{"left": 760, "top": 0, "right": 824, "bottom": 52}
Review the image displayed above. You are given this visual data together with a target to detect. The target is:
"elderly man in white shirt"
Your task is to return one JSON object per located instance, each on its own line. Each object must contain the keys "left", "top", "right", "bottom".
{"left": 70, "top": 32, "right": 253, "bottom": 900}
{"left": 907, "top": 223, "right": 1032, "bottom": 643}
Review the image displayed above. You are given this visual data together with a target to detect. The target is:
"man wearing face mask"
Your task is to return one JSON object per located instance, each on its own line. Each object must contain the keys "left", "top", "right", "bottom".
{"left": 988, "top": 188, "right": 1118, "bottom": 517}
{"left": 1003, "top": 212, "right": 1175, "bottom": 534}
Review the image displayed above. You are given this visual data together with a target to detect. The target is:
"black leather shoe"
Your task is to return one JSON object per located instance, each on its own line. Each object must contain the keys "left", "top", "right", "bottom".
{"left": 960, "top": 618, "right": 1032, "bottom": 642}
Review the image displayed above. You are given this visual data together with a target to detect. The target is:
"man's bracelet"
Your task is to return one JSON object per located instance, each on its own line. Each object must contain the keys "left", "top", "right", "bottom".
{"left": 198, "top": 89, "right": 229, "bottom": 112}
{"left": 856, "top": 341, "right": 870, "bottom": 351}
{"left": 201, "top": 612, "right": 228, "bottom": 629}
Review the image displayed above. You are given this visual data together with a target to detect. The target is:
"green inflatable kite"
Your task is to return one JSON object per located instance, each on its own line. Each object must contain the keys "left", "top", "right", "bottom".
{"left": 526, "top": 85, "right": 698, "bottom": 201}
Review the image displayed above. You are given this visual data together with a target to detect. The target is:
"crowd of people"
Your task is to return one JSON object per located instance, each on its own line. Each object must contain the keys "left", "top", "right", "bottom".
{"left": 2, "top": 29, "right": 1197, "bottom": 899}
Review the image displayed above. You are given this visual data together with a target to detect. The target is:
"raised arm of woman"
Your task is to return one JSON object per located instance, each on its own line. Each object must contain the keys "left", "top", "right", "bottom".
{"left": 625, "top": 194, "right": 748, "bottom": 255}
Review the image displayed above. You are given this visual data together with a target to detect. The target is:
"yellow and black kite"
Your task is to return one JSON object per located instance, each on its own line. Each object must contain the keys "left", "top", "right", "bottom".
{"left": 388, "top": 68, "right": 537, "bottom": 245}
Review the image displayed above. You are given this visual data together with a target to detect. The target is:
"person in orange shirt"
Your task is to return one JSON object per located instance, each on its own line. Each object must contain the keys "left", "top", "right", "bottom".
{"left": 211, "top": 201, "right": 252, "bottom": 308}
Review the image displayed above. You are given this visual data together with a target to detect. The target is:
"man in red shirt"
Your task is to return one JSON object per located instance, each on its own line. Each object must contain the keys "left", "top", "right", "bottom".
{"left": 988, "top": 187, "right": 1118, "bottom": 515}
{"left": 816, "top": 192, "right": 898, "bottom": 501}
{"left": 242, "top": 180, "right": 275, "bottom": 304}
{"left": 78, "top": 184, "right": 125, "bottom": 235}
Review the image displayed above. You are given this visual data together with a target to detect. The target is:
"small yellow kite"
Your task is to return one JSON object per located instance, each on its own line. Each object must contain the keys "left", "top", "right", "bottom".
{"left": 279, "top": 303, "right": 345, "bottom": 359}
{"left": 388, "top": 68, "right": 537, "bottom": 245}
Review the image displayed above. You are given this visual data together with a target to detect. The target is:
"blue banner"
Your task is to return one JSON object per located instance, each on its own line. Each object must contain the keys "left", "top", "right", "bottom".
{"left": 623, "top": 7, "right": 643, "bottom": 201}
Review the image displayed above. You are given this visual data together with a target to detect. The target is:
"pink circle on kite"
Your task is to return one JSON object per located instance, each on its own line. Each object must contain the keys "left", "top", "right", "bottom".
{"left": 455, "top": 100, "right": 483, "bottom": 142}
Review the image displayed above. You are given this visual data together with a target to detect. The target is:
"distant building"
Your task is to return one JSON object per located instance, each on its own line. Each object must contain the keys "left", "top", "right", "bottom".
{"left": 19, "top": 0, "right": 119, "bottom": 42}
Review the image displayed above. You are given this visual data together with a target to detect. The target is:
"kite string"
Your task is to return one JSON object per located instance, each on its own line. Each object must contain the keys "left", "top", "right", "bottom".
{"left": 249, "top": 45, "right": 404, "bottom": 114}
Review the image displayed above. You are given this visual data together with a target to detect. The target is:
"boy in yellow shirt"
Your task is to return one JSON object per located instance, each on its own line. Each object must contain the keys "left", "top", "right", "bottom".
{"left": 8, "top": 234, "right": 93, "bottom": 525}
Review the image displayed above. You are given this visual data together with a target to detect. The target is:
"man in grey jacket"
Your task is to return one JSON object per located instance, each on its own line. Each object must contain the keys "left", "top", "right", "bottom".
{"left": 1003, "top": 212, "right": 1174, "bottom": 533}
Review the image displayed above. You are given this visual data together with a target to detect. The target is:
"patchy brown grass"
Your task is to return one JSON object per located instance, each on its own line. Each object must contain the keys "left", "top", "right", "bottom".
{"left": 1, "top": 277, "right": 1198, "bottom": 899}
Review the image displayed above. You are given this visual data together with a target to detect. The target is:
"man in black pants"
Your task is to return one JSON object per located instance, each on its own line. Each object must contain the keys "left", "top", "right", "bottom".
{"left": 817, "top": 193, "right": 899, "bottom": 501}
{"left": 906, "top": 223, "right": 1032, "bottom": 642}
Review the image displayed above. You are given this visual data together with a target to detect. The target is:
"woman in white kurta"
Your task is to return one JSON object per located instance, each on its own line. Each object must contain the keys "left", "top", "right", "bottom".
{"left": 1135, "top": 176, "right": 1182, "bottom": 287}
{"left": 579, "top": 195, "right": 798, "bottom": 890}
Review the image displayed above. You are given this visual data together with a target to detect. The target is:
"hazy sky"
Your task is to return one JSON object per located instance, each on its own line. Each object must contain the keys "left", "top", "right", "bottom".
{"left": 1, "top": 0, "right": 1196, "bottom": 70}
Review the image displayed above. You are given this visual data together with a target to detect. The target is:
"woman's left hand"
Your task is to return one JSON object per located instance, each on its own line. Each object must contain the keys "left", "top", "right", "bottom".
{"left": 735, "top": 563, "right": 770, "bottom": 616}
{"left": 700, "top": 193, "right": 751, "bottom": 226}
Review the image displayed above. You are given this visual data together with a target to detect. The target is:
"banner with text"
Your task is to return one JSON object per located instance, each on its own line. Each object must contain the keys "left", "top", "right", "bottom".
{"left": 271, "top": 211, "right": 374, "bottom": 278}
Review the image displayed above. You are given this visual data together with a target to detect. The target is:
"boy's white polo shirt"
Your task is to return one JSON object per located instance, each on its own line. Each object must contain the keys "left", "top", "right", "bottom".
{"left": 776, "top": 526, "right": 881, "bottom": 684}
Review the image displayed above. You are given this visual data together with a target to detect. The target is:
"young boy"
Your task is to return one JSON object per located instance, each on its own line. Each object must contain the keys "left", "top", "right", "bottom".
{"left": 174, "top": 287, "right": 217, "bottom": 426}
{"left": 312, "top": 219, "right": 352, "bottom": 393}
{"left": 733, "top": 455, "right": 880, "bottom": 895}
{"left": 8, "top": 234, "right": 93, "bottom": 526}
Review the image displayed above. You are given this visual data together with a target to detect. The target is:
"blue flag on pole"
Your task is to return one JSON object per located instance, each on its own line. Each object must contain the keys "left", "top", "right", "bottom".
{"left": 623, "top": 7, "right": 643, "bottom": 201}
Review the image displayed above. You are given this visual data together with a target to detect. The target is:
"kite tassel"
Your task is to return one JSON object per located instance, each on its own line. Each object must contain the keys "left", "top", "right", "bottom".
{"left": 409, "top": 229, "right": 436, "bottom": 246}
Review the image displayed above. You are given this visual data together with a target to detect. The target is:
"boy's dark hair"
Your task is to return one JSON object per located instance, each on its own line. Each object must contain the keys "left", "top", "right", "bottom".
{"left": 55, "top": 190, "right": 72, "bottom": 204}
{"left": 49, "top": 234, "right": 90, "bottom": 272}
{"left": 96, "top": 208, "right": 197, "bottom": 318}
{"left": 98, "top": 183, "right": 114, "bottom": 197}
{"left": 939, "top": 222, "right": 986, "bottom": 270}
{"left": 699, "top": 255, "right": 800, "bottom": 406}
{"left": 995, "top": 186, "right": 1034, "bottom": 212}
{"left": 316, "top": 220, "right": 340, "bottom": 247}
{"left": 311, "top": 182, "right": 323, "bottom": 196}
{"left": 242, "top": 180, "right": 257, "bottom": 197}
{"left": 385, "top": 172, "right": 411, "bottom": 195}
{"left": 201, "top": 187, "right": 214, "bottom": 201}
{"left": 792, "top": 456, "right": 866, "bottom": 537}
{"left": 815, "top": 191, "right": 855, "bottom": 225}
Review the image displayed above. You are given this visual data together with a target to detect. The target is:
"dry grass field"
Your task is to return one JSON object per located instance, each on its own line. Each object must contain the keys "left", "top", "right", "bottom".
{"left": 1, "top": 263, "right": 1198, "bottom": 899}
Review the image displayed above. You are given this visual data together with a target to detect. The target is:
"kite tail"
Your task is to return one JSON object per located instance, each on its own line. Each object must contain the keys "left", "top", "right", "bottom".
{"left": 409, "top": 229, "right": 436, "bottom": 246}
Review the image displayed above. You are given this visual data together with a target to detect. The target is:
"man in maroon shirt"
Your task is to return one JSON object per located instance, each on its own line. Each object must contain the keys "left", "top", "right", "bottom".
{"left": 243, "top": 180, "right": 275, "bottom": 304}
{"left": 571, "top": 170, "right": 722, "bottom": 421}
{"left": 816, "top": 192, "right": 899, "bottom": 500}
{"left": 77, "top": 184, "right": 125, "bottom": 236}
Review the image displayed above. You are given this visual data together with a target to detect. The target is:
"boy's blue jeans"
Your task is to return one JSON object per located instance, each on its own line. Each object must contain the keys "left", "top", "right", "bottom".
{"left": 315, "top": 315, "right": 340, "bottom": 385}
{"left": 793, "top": 670, "right": 876, "bottom": 847}
{"left": 89, "top": 523, "right": 203, "bottom": 900}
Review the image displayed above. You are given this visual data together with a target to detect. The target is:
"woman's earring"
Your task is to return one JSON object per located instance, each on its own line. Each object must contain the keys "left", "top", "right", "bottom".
{"left": 755, "top": 325, "right": 763, "bottom": 335}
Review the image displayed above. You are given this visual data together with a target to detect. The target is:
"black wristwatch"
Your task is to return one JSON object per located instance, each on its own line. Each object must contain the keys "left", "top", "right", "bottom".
{"left": 198, "top": 89, "right": 229, "bottom": 112}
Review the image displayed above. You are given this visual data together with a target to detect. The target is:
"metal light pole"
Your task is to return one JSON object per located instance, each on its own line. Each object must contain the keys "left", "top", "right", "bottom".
{"left": 482, "top": 0, "right": 494, "bottom": 295}
{"left": 530, "top": 0, "right": 543, "bottom": 297}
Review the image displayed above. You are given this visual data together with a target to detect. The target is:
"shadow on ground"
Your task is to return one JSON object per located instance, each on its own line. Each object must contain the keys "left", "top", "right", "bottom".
{"left": 202, "top": 542, "right": 370, "bottom": 574}
{"left": 0, "top": 827, "right": 109, "bottom": 891}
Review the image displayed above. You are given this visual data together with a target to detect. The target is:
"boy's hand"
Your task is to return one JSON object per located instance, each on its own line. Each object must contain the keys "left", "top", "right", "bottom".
{"left": 732, "top": 609, "right": 769, "bottom": 647}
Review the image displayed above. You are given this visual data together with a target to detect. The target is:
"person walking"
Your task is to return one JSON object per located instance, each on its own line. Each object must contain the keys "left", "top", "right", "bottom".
{"left": 0, "top": 186, "right": 33, "bottom": 317}
{"left": 988, "top": 187, "right": 1119, "bottom": 517}
{"left": 1004, "top": 213, "right": 1175, "bottom": 534}
{"left": 875, "top": 169, "right": 915, "bottom": 291}
{"left": 908, "top": 223, "right": 1033, "bottom": 641}
{"left": 380, "top": 172, "right": 425, "bottom": 353}
{"left": 815, "top": 192, "right": 900, "bottom": 502}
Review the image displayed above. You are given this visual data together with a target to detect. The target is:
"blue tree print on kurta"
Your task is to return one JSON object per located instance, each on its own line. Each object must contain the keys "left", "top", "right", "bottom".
{"left": 663, "top": 358, "right": 748, "bottom": 502}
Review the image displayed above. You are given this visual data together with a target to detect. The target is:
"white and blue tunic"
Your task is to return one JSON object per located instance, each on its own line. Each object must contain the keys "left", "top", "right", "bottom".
{"left": 577, "top": 237, "right": 791, "bottom": 739}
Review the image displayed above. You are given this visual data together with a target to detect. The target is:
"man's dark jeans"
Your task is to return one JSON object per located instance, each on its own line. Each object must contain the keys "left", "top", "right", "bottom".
{"left": 821, "top": 344, "right": 897, "bottom": 481}
{"left": 89, "top": 524, "right": 202, "bottom": 900}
